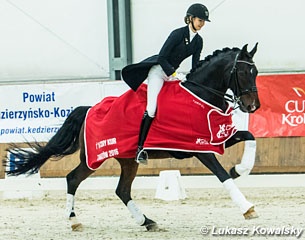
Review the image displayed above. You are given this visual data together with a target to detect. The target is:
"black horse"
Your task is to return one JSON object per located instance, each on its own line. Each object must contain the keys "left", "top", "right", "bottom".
{"left": 4, "top": 44, "right": 260, "bottom": 231}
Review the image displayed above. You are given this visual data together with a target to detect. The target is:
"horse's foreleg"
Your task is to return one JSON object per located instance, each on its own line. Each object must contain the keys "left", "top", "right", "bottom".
{"left": 222, "top": 178, "right": 258, "bottom": 219}
{"left": 196, "top": 153, "right": 258, "bottom": 219}
{"left": 116, "top": 158, "right": 159, "bottom": 231}
{"left": 232, "top": 140, "right": 256, "bottom": 177}
{"left": 66, "top": 153, "right": 94, "bottom": 231}
{"left": 225, "top": 131, "right": 256, "bottom": 178}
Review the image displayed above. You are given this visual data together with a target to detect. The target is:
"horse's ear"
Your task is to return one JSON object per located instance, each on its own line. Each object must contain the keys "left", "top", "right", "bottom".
{"left": 241, "top": 44, "right": 248, "bottom": 52}
{"left": 249, "top": 42, "right": 258, "bottom": 57}
{"left": 240, "top": 44, "right": 248, "bottom": 57}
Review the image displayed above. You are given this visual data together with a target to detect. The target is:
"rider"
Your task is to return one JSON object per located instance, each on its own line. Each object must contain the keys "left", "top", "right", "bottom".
{"left": 122, "top": 3, "right": 210, "bottom": 164}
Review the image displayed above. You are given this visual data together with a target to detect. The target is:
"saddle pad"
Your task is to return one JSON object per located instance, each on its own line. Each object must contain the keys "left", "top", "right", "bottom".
{"left": 85, "top": 81, "right": 236, "bottom": 170}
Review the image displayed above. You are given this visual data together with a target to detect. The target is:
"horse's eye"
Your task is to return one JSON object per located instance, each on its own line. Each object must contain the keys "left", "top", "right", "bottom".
{"left": 238, "top": 71, "right": 246, "bottom": 77}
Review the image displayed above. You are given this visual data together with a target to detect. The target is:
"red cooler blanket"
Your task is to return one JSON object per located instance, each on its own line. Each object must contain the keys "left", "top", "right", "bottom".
{"left": 85, "top": 81, "right": 236, "bottom": 170}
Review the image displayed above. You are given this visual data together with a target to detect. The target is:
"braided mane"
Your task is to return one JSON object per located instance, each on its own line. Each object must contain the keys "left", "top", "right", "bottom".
{"left": 186, "top": 47, "right": 240, "bottom": 79}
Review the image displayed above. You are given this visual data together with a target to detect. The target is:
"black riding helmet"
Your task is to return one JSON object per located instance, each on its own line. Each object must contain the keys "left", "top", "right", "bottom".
{"left": 186, "top": 3, "right": 210, "bottom": 22}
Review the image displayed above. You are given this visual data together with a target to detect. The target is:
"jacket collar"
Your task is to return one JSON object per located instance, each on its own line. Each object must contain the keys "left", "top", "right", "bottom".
{"left": 183, "top": 25, "right": 198, "bottom": 45}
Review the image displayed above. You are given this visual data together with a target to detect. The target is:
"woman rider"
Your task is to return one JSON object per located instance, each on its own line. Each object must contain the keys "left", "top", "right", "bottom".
{"left": 122, "top": 3, "right": 210, "bottom": 164}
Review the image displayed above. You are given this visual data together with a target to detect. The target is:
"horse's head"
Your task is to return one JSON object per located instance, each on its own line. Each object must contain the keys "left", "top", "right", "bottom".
{"left": 230, "top": 43, "right": 260, "bottom": 113}
{"left": 184, "top": 44, "right": 260, "bottom": 113}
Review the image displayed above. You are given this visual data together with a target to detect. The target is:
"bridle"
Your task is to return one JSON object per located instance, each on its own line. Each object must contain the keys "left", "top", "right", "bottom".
{"left": 186, "top": 52, "right": 257, "bottom": 108}
{"left": 230, "top": 53, "right": 257, "bottom": 100}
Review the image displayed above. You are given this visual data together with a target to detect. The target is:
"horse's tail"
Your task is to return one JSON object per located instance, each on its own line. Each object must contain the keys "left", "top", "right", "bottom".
{"left": 3, "top": 106, "right": 91, "bottom": 176}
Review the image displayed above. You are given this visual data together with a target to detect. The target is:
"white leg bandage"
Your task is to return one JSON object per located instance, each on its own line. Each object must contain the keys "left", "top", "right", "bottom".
{"left": 66, "top": 193, "right": 75, "bottom": 218}
{"left": 127, "top": 200, "right": 145, "bottom": 225}
{"left": 223, "top": 179, "right": 253, "bottom": 213}
{"left": 235, "top": 140, "right": 256, "bottom": 176}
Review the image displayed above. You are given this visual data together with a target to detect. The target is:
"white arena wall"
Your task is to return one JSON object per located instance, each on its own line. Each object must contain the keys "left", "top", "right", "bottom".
{"left": 0, "top": 0, "right": 304, "bottom": 83}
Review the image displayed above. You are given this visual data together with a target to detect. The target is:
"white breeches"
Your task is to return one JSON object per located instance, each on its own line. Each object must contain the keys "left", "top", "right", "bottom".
{"left": 146, "top": 65, "right": 170, "bottom": 117}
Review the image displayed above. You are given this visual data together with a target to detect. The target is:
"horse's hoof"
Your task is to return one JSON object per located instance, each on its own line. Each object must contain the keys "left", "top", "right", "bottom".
{"left": 71, "top": 222, "right": 83, "bottom": 231}
{"left": 70, "top": 216, "right": 83, "bottom": 231}
{"left": 229, "top": 166, "right": 240, "bottom": 179}
{"left": 145, "top": 222, "right": 159, "bottom": 231}
{"left": 143, "top": 215, "right": 166, "bottom": 232}
{"left": 243, "top": 206, "right": 258, "bottom": 220}
{"left": 145, "top": 223, "right": 167, "bottom": 232}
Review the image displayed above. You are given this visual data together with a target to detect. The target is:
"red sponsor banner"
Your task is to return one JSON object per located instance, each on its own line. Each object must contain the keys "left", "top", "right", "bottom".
{"left": 249, "top": 74, "right": 305, "bottom": 137}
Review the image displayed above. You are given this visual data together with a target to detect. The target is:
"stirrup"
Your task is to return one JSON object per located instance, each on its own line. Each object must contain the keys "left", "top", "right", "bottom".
{"left": 135, "top": 148, "right": 148, "bottom": 165}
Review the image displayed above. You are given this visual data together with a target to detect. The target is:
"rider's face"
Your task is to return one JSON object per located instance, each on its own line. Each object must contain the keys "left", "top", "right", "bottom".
{"left": 190, "top": 17, "right": 205, "bottom": 32}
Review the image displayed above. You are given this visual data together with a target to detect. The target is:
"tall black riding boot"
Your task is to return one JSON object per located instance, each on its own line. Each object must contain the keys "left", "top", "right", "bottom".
{"left": 136, "top": 111, "right": 154, "bottom": 164}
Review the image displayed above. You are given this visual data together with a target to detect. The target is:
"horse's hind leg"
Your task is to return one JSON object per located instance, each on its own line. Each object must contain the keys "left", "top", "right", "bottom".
{"left": 66, "top": 145, "right": 94, "bottom": 231}
{"left": 115, "top": 158, "right": 160, "bottom": 231}
{"left": 196, "top": 153, "right": 258, "bottom": 219}
{"left": 225, "top": 131, "right": 256, "bottom": 179}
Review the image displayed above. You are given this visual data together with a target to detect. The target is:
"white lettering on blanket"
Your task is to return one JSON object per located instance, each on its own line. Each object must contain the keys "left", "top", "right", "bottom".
{"left": 97, "top": 151, "right": 108, "bottom": 160}
{"left": 95, "top": 137, "right": 119, "bottom": 161}
{"left": 196, "top": 138, "right": 209, "bottom": 145}
{"left": 96, "top": 137, "right": 117, "bottom": 149}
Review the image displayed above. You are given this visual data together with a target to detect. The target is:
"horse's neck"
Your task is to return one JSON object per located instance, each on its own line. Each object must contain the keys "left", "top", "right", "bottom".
{"left": 183, "top": 78, "right": 228, "bottom": 111}
{"left": 183, "top": 53, "right": 235, "bottom": 111}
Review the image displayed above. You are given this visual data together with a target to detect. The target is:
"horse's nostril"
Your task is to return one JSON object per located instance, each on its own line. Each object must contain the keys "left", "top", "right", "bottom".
{"left": 247, "top": 105, "right": 253, "bottom": 112}
{"left": 247, "top": 104, "right": 257, "bottom": 112}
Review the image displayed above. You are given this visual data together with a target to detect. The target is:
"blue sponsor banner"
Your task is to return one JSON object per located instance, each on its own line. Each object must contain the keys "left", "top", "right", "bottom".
{"left": 0, "top": 81, "right": 130, "bottom": 143}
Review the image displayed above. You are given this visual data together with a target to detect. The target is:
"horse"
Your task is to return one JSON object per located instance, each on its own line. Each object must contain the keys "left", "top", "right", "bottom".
{"left": 3, "top": 43, "right": 260, "bottom": 231}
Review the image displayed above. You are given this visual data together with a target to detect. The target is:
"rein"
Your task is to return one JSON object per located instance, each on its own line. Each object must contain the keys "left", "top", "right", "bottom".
{"left": 185, "top": 79, "right": 236, "bottom": 103}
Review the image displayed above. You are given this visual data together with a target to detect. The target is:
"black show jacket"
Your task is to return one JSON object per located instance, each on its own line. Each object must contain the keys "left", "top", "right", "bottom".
{"left": 122, "top": 25, "right": 203, "bottom": 91}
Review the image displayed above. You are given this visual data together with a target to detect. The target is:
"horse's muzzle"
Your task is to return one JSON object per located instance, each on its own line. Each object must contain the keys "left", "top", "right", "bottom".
{"left": 239, "top": 92, "right": 260, "bottom": 113}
